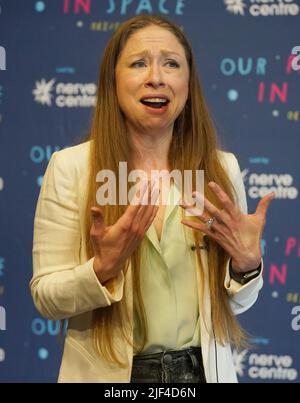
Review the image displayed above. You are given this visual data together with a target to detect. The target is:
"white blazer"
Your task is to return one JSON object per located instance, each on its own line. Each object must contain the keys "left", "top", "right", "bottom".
{"left": 30, "top": 141, "right": 263, "bottom": 383}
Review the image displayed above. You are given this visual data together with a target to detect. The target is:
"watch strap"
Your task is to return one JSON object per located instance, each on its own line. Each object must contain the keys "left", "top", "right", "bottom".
{"left": 229, "top": 262, "right": 261, "bottom": 285}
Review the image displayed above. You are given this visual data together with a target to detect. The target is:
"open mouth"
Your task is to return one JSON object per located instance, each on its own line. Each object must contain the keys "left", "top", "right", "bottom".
{"left": 140, "top": 97, "right": 170, "bottom": 109}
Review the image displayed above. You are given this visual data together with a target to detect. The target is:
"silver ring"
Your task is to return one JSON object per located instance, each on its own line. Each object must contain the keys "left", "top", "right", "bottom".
{"left": 205, "top": 217, "right": 215, "bottom": 229}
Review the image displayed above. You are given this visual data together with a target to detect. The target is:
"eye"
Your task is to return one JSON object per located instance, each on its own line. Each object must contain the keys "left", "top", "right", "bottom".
{"left": 165, "top": 59, "right": 180, "bottom": 68}
{"left": 131, "top": 60, "right": 146, "bottom": 68}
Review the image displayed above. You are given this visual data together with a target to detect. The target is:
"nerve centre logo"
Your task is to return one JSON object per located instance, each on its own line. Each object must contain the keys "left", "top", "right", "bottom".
{"left": 224, "top": 0, "right": 300, "bottom": 17}
{"left": 242, "top": 169, "right": 298, "bottom": 200}
{"left": 233, "top": 349, "right": 298, "bottom": 381}
{"left": 33, "top": 78, "right": 96, "bottom": 108}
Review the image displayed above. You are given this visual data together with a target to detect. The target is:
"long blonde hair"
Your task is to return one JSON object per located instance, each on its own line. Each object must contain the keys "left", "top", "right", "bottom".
{"left": 84, "top": 15, "right": 246, "bottom": 366}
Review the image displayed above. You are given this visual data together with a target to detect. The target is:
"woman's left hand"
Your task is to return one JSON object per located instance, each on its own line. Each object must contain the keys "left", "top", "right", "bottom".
{"left": 180, "top": 182, "right": 274, "bottom": 274}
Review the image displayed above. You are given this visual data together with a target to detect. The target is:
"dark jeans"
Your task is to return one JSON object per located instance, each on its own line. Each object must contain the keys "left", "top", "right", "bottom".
{"left": 130, "top": 347, "right": 206, "bottom": 383}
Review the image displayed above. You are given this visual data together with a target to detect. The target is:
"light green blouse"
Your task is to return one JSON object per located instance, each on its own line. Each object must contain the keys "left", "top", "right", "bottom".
{"left": 134, "top": 184, "right": 201, "bottom": 354}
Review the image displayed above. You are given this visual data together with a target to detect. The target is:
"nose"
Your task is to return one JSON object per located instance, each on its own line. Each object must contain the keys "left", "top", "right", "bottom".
{"left": 144, "top": 63, "right": 165, "bottom": 89}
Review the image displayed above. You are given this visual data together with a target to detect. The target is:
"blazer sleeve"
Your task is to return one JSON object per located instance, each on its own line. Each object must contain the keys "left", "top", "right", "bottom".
{"left": 30, "top": 150, "right": 124, "bottom": 321}
{"left": 221, "top": 153, "right": 264, "bottom": 315}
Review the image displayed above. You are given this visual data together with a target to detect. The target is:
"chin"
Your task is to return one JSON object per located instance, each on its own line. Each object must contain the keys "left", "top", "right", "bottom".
{"left": 142, "top": 122, "right": 170, "bottom": 132}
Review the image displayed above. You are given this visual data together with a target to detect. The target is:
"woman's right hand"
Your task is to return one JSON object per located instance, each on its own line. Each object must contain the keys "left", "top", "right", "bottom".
{"left": 90, "top": 182, "right": 159, "bottom": 284}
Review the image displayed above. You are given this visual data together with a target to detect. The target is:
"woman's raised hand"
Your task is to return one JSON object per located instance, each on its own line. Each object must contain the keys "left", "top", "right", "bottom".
{"left": 90, "top": 181, "right": 159, "bottom": 284}
{"left": 180, "top": 181, "right": 274, "bottom": 273}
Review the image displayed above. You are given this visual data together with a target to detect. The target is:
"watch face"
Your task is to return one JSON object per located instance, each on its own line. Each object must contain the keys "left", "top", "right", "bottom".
{"left": 244, "top": 268, "right": 261, "bottom": 279}
{"left": 241, "top": 268, "right": 261, "bottom": 284}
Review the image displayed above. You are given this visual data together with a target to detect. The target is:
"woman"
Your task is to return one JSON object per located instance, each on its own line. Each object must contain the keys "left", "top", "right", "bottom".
{"left": 30, "top": 15, "right": 273, "bottom": 383}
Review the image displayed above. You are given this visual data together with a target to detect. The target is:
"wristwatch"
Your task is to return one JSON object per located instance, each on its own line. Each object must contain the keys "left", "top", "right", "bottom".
{"left": 229, "top": 262, "right": 261, "bottom": 285}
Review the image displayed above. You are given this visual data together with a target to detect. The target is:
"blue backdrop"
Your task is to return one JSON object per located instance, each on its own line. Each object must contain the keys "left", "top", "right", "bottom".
{"left": 0, "top": 0, "right": 299, "bottom": 383}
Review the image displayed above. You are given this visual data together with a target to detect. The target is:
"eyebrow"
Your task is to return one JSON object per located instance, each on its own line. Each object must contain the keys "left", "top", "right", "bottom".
{"left": 127, "top": 49, "right": 184, "bottom": 59}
